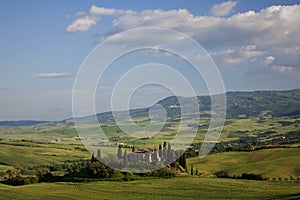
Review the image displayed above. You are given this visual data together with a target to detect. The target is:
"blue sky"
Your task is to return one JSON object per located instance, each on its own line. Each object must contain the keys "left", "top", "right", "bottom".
{"left": 0, "top": 0, "right": 300, "bottom": 120}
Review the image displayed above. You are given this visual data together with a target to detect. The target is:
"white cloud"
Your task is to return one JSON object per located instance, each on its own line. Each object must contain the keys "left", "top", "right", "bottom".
{"left": 66, "top": 6, "right": 123, "bottom": 33}
{"left": 271, "top": 65, "right": 294, "bottom": 74}
{"left": 210, "top": 45, "right": 265, "bottom": 65}
{"left": 66, "top": 15, "right": 99, "bottom": 33}
{"left": 66, "top": 4, "right": 300, "bottom": 76}
{"left": 211, "top": 1, "right": 239, "bottom": 17}
{"left": 34, "top": 73, "right": 73, "bottom": 78}
{"left": 263, "top": 56, "right": 275, "bottom": 65}
{"left": 90, "top": 5, "right": 117, "bottom": 15}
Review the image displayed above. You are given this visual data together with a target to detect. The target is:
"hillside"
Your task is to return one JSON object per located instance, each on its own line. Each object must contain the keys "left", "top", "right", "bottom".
{"left": 0, "top": 121, "right": 47, "bottom": 127}
{"left": 225, "top": 89, "right": 300, "bottom": 118}
{"left": 1, "top": 89, "right": 300, "bottom": 126}
{"left": 187, "top": 148, "right": 300, "bottom": 179}
{"left": 157, "top": 89, "right": 300, "bottom": 119}
{"left": 93, "top": 89, "right": 300, "bottom": 124}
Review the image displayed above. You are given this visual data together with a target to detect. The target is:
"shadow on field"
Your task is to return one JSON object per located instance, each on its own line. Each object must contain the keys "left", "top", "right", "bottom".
{"left": 273, "top": 192, "right": 300, "bottom": 200}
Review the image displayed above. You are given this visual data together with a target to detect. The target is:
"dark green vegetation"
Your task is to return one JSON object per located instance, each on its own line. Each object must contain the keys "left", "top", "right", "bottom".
{"left": 224, "top": 89, "right": 300, "bottom": 118}
{"left": 0, "top": 177, "right": 300, "bottom": 200}
{"left": 0, "top": 156, "right": 176, "bottom": 186}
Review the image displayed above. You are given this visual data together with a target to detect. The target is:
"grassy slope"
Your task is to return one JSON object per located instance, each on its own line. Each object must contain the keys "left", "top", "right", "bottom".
{"left": 0, "top": 143, "right": 90, "bottom": 168}
{"left": 188, "top": 148, "right": 300, "bottom": 178}
{"left": 0, "top": 125, "right": 77, "bottom": 139}
{"left": 0, "top": 177, "right": 299, "bottom": 200}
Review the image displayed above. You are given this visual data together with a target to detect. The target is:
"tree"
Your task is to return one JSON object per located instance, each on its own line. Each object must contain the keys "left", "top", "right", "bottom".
{"left": 182, "top": 154, "right": 187, "bottom": 170}
{"left": 6, "top": 169, "right": 13, "bottom": 179}
{"left": 167, "top": 143, "right": 172, "bottom": 163}
{"left": 163, "top": 149, "right": 167, "bottom": 161}
{"left": 163, "top": 142, "right": 167, "bottom": 161}
{"left": 159, "top": 144, "right": 163, "bottom": 159}
{"left": 91, "top": 153, "right": 97, "bottom": 162}
{"left": 123, "top": 150, "right": 128, "bottom": 168}
{"left": 96, "top": 149, "right": 101, "bottom": 160}
{"left": 88, "top": 162, "right": 114, "bottom": 178}
{"left": 117, "top": 145, "right": 122, "bottom": 159}
{"left": 170, "top": 151, "right": 176, "bottom": 168}
{"left": 178, "top": 153, "right": 186, "bottom": 170}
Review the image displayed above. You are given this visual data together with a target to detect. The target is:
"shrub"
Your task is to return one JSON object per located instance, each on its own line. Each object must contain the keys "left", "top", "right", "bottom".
{"left": 2, "top": 176, "right": 39, "bottom": 186}
{"left": 241, "top": 173, "right": 264, "bottom": 181}
{"left": 214, "top": 171, "right": 230, "bottom": 178}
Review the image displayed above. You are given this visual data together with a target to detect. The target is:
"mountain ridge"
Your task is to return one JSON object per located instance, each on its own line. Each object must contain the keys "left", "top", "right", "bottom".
{"left": 1, "top": 89, "right": 300, "bottom": 126}
{"left": 92, "top": 88, "right": 300, "bottom": 124}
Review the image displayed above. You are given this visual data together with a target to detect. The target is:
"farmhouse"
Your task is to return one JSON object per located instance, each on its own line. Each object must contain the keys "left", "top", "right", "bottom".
{"left": 127, "top": 149, "right": 161, "bottom": 163}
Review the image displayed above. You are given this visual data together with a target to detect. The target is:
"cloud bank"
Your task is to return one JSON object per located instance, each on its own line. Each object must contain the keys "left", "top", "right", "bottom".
{"left": 66, "top": 3, "right": 300, "bottom": 78}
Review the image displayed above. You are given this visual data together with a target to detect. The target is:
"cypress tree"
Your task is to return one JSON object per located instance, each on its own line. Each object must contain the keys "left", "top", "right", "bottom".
{"left": 117, "top": 145, "right": 122, "bottom": 159}
{"left": 159, "top": 144, "right": 162, "bottom": 160}
{"left": 124, "top": 150, "right": 128, "bottom": 168}
{"left": 91, "top": 153, "right": 96, "bottom": 162}
{"left": 96, "top": 149, "right": 101, "bottom": 160}
{"left": 170, "top": 151, "right": 176, "bottom": 168}
{"left": 181, "top": 153, "right": 187, "bottom": 169}
{"left": 163, "top": 145, "right": 167, "bottom": 161}
{"left": 163, "top": 141, "right": 167, "bottom": 148}
{"left": 178, "top": 154, "right": 182, "bottom": 166}
{"left": 167, "top": 143, "right": 172, "bottom": 163}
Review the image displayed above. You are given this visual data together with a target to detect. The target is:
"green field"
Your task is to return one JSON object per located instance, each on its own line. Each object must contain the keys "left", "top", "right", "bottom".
{"left": 0, "top": 117, "right": 299, "bottom": 171}
{"left": 0, "top": 177, "right": 299, "bottom": 200}
{"left": 0, "top": 116, "right": 299, "bottom": 199}
{"left": 187, "top": 148, "right": 300, "bottom": 178}
{"left": 0, "top": 143, "right": 90, "bottom": 169}
{"left": 220, "top": 117, "right": 300, "bottom": 140}
{"left": 0, "top": 125, "right": 90, "bottom": 169}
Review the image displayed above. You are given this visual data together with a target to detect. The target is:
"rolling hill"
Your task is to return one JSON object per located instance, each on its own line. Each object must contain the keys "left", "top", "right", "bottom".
{"left": 2, "top": 89, "right": 300, "bottom": 126}
{"left": 93, "top": 89, "right": 300, "bottom": 124}
{"left": 0, "top": 121, "right": 47, "bottom": 127}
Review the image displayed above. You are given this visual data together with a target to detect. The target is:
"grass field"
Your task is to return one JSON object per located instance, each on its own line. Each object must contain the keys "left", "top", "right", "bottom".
{"left": 187, "top": 148, "right": 300, "bottom": 178}
{"left": 0, "top": 177, "right": 299, "bottom": 200}
{"left": 220, "top": 117, "right": 300, "bottom": 139}
{"left": 0, "top": 117, "right": 299, "bottom": 172}
{"left": 0, "top": 143, "right": 90, "bottom": 169}
{"left": 0, "top": 117, "right": 299, "bottom": 200}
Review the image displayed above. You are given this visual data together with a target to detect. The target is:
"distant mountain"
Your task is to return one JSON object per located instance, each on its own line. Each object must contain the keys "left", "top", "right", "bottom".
{"left": 0, "top": 120, "right": 47, "bottom": 127}
{"left": 92, "top": 89, "right": 300, "bottom": 123}
{"left": 3, "top": 89, "right": 300, "bottom": 127}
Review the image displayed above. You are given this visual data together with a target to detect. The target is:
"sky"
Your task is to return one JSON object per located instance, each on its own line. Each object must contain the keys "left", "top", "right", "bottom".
{"left": 0, "top": 0, "right": 300, "bottom": 121}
